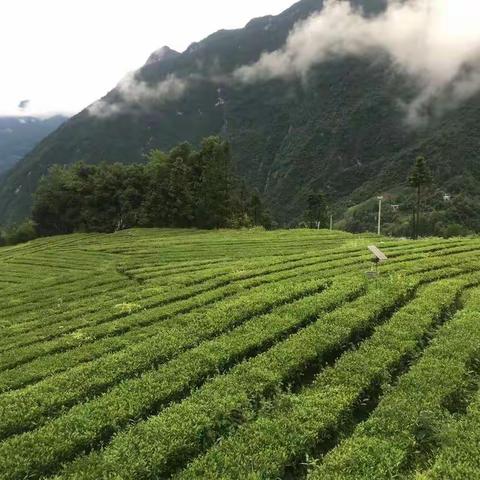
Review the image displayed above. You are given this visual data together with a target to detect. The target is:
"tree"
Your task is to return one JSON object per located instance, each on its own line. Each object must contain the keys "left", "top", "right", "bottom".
{"left": 141, "top": 149, "right": 169, "bottom": 227}
{"left": 165, "top": 156, "right": 194, "bottom": 227}
{"left": 304, "top": 192, "right": 329, "bottom": 229}
{"left": 409, "top": 156, "right": 432, "bottom": 239}
{"left": 2, "top": 220, "right": 37, "bottom": 245}
{"left": 32, "top": 164, "right": 84, "bottom": 235}
{"left": 193, "top": 137, "right": 232, "bottom": 229}
{"left": 31, "top": 136, "right": 260, "bottom": 236}
{"left": 249, "top": 191, "right": 263, "bottom": 226}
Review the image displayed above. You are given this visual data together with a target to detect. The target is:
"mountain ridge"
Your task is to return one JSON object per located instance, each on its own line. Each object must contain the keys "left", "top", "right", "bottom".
{"left": 0, "top": 115, "right": 67, "bottom": 176}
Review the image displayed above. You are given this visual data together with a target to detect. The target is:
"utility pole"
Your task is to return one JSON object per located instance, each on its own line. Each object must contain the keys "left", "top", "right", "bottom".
{"left": 377, "top": 196, "right": 383, "bottom": 236}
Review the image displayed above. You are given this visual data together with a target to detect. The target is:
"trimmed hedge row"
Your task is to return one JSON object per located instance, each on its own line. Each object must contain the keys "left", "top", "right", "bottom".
{"left": 0, "top": 253, "right": 342, "bottom": 371}
{"left": 0, "top": 281, "right": 145, "bottom": 349}
{"left": 52, "top": 265, "right": 480, "bottom": 480}
{"left": 416, "top": 289, "right": 480, "bottom": 480}
{"left": 176, "top": 275, "right": 476, "bottom": 479}
{"left": 0, "top": 276, "right": 363, "bottom": 480}
{"left": 0, "top": 275, "right": 331, "bottom": 438}
{"left": 50, "top": 274, "right": 418, "bottom": 480}
{"left": 0, "top": 275, "right": 124, "bottom": 325}
{"left": 0, "top": 246, "right": 319, "bottom": 327}
{"left": 308, "top": 285, "right": 480, "bottom": 480}
{"left": 0, "top": 245, "right": 376, "bottom": 390}
{"left": 0, "top": 254, "right": 356, "bottom": 389}
{"left": 0, "top": 242, "right": 370, "bottom": 362}
{"left": 420, "top": 393, "right": 480, "bottom": 480}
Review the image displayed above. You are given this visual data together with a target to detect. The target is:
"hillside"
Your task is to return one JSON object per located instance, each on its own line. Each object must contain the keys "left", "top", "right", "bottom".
{"left": 0, "top": 0, "right": 479, "bottom": 234}
{"left": 0, "top": 116, "right": 66, "bottom": 175}
{"left": 1, "top": 228, "right": 480, "bottom": 478}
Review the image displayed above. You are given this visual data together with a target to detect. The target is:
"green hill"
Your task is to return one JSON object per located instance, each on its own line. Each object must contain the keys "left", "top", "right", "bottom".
{"left": 0, "top": 0, "right": 478, "bottom": 234}
{"left": 1, "top": 228, "right": 480, "bottom": 478}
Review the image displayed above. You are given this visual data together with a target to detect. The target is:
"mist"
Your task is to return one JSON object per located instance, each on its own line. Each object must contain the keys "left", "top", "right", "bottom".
{"left": 89, "top": 73, "right": 188, "bottom": 117}
{"left": 235, "top": 0, "right": 480, "bottom": 125}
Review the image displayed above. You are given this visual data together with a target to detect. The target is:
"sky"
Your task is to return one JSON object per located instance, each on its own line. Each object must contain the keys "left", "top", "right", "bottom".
{"left": 0, "top": 0, "right": 295, "bottom": 117}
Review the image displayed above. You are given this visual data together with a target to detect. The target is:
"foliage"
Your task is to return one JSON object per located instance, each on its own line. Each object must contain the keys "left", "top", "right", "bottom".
{"left": 1, "top": 229, "right": 480, "bottom": 478}
{"left": 180, "top": 277, "right": 472, "bottom": 479}
{"left": 304, "top": 191, "right": 329, "bottom": 229}
{"left": 31, "top": 137, "right": 268, "bottom": 236}
{"left": 409, "top": 156, "right": 433, "bottom": 239}
{"left": 0, "top": 220, "right": 38, "bottom": 245}
{"left": 409, "top": 156, "right": 432, "bottom": 191}
{"left": 311, "top": 284, "right": 480, "bottom": 480}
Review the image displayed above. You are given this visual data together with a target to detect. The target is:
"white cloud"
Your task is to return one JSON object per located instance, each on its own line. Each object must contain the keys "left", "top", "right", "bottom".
{"left": 0, "top": 0, "right": 294, "bottom": 117}
{"left": 117, "top": 73, "right": 188, "bottom": 105}
{"left": 88, "top": 73, "right": 189, "bottom": 117}
{"left": 87, "top": 100, "right": 123, "bottom": 119}
{"left": 235, "top": 0, "right": 480, "bottom": 124}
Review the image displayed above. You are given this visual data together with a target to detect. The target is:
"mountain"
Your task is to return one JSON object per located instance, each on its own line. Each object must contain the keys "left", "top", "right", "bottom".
{"left": 145, "top": 46, "right": 180, "bottom": 65}
{"left": 0, "top": 116, "right": 66, "bottom": 175}
{"left": 0, "top": 0, "right": 479, "bottom": 236}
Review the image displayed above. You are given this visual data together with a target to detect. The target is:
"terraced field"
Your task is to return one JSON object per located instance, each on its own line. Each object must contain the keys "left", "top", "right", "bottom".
{"left": 1, "top": 228, "right": 480, "bottom": 480}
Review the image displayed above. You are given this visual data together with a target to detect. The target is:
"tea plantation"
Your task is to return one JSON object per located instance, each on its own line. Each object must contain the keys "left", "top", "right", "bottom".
{"left": 0, "top": 228, "right": 479, "bottom": 479}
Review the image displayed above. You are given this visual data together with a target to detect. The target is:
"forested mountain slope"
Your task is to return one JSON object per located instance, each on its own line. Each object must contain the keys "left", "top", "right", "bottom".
{"left": 0, "top": 0, "right": 478, "bottom": 234}
{"left": 0, "top": 116, "right": 66, "bottom": 175}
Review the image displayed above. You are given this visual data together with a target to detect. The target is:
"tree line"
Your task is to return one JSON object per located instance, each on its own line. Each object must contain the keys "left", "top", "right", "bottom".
{"left": 0, "top": 136, "right": 271, "bottom": 244}
{"left": 0, "top": 145, "right": 469, "bottom": 246}
{"left": 408, "top": 155, "right": 431, "bottom": 239}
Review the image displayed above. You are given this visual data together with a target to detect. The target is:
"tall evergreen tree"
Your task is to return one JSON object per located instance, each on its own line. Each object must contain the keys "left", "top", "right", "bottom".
{"left": 409, "top": 156, "right": 432, "bottom": 239}
{"left": 249, "top": 191, "right": 263, "bottom": 226}
{"left": 194, "top": 137, "right": 232, "bottom": 229}
{"left": 304, "top": 192, "right": 329, "bottom": 229}
{"left": 140, "top": 150, "right": 169, "bottom": 226}
{"left": 165, "top": 156, "right": 193, "bottom": 227}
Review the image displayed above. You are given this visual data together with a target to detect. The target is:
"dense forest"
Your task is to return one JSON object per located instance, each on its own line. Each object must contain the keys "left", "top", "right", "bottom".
{"left": 1, "top": 143, "right": 478, "bottom": 246}
{"left": 0, "top": 137, "right": 272, "bottom": 245}
{"left": 32, "top": 136, "right": 271, "bottom": 235}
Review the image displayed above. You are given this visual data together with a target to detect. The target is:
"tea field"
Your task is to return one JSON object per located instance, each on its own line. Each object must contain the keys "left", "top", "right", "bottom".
{"left": 0, "top": 228, "right": 480, "bottom": 479}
